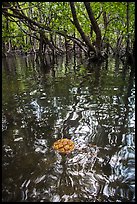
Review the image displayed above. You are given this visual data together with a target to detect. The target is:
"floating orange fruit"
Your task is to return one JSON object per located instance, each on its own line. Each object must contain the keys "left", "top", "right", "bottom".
{"left": 52, "top": 138, "right": 75, "bottom": 154}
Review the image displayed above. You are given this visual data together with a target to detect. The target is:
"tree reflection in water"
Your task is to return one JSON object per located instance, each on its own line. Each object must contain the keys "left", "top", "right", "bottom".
{"left": 2, "top": 55, "right": 135, "bottom": 202}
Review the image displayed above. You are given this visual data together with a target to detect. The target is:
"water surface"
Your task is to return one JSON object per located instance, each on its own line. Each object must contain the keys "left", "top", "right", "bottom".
{"left": 2, "top": 54, "right": 135, "bottom": 202}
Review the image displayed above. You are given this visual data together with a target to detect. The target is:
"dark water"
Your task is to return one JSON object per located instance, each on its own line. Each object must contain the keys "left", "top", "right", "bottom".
{"left": 2, "top": 54, "right": 135, "bottom": 202}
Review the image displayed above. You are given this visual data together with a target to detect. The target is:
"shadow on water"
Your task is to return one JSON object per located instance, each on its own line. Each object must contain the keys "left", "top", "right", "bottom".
{"left": 2, "top": 53, "right": 135, "bottom": 202}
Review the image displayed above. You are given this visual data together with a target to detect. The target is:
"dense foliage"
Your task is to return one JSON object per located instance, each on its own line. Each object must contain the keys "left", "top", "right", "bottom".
{"left": 2, "top": 2, "right": 135, "bottom": 60}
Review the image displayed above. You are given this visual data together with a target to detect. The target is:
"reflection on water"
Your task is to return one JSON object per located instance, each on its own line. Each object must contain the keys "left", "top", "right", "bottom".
{"left": 2, "top": 54, "right": 135, "bottom": 202}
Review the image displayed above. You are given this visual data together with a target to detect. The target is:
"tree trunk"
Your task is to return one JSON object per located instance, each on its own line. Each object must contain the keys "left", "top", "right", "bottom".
{"left": 69, "top": 2, "right": 96, "bottom": 54}
{"left": 126, "top": 2, "right": 129, "bottom": 53}
{"left": 84, "top": 2, "right": 102, "bottom": 54}
{"left": 102, "top": 11, "right": 109, "bottom": 55}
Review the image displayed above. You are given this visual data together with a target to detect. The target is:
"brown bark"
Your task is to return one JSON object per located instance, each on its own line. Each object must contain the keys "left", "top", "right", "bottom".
{"left": 84, "top": 2, "right": 102, "bottom": 52}
{"left": 126, "top": 2, "right": 130, "bottom": 53}
{"left": 103, "top": 11, "right": 107, "bottom": 30}
{"left": 69, "top": 2, "right": 96, "bottom": 53}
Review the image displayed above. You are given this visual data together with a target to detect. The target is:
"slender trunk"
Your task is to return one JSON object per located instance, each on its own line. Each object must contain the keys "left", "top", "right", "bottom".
{"left": 39, "top": 32, "right": 44, "bottom": 54}
{"left": 28, "top": 2, "right": 33, "bottom": 51}
{"left": 84, "top": 2, "right": 102, "bottom": 53}
{"left": 69, "top": 2, "right": 96, "bottom": 53}
{"left": 102, "top": 11, "right": 109, "bottom": 55}
{"left": 103, "top": 11, "right": 107, "bottom": 30}
{"left": 126, "top": 2, "right": 129, "bottom": 53}
{"left": 73, "top": 29, "right": 76, "bottom": 54}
